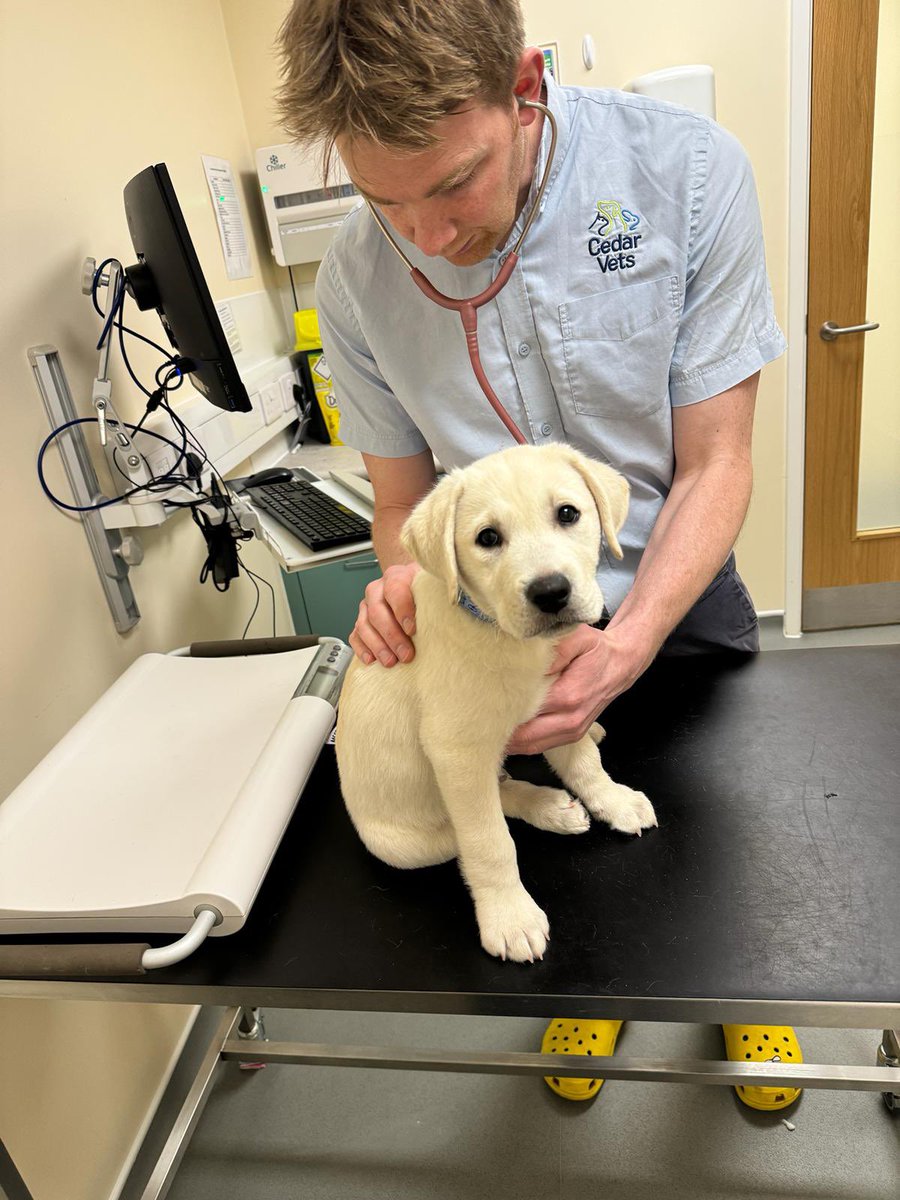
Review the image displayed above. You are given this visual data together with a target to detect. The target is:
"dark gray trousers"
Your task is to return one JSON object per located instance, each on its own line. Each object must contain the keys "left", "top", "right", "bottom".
{"left": 599, "top": 554, "right": 759, "bottom": 656}
{"left": 660, "top": 553, "right": 759, "bottom": 656}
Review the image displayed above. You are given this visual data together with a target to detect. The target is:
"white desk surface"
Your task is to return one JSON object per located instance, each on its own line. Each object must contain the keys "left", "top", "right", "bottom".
{"left": 250, "top": 441, "right": 377, "bottom": 574}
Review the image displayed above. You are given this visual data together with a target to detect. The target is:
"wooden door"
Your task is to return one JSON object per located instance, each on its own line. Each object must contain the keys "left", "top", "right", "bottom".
{"left": 804, "top": 0, "right": 900, "bottom": 629}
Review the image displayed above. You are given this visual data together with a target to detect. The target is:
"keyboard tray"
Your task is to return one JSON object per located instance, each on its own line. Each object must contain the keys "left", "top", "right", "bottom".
{"left": 249, "top": 480, "right": 371, "bottom": 552}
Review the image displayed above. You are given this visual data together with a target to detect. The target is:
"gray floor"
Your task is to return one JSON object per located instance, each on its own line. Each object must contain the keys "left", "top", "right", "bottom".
{"left": 167, "top": 621, "right": 900, "bottom": 1200}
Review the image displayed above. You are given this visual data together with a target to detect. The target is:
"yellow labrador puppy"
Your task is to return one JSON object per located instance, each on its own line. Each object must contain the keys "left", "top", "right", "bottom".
{"left": 336, "top": 444, "right": 656, "bottom": 963}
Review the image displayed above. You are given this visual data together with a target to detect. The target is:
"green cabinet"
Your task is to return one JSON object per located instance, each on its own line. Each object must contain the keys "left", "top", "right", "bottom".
{"left": 282, "top": 552, "right": 381, "bottom": 643}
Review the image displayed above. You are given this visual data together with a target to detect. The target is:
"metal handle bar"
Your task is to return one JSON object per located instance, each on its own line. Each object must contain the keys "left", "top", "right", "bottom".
{"left": 819, "top": 320, "right": 880, "bottom": 341}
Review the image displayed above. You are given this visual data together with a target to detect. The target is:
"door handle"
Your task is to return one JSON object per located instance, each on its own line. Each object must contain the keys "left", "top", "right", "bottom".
{"left": 819, "top": 319, "right": 880, "bottom": 341}
{"left": 343, "top": 556, "right": 379, "bottom": 571}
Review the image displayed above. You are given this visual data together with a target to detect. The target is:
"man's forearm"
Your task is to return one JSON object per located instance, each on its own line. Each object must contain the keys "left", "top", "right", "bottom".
{"left": 608, "top": 456, "right": 753, "bottom": 653}
{"left": 371, "top": 504, "right": 416, "bottom": 570}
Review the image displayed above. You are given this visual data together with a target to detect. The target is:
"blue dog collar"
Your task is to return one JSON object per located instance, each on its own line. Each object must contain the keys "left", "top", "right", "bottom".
{"left": 456, "top": 590, "right": 494, "bottom": 623}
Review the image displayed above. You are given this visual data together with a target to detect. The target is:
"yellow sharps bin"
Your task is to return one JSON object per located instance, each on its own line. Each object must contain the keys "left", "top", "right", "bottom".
{"left": 294, "top": 308, "right": 343, "bottom": 446}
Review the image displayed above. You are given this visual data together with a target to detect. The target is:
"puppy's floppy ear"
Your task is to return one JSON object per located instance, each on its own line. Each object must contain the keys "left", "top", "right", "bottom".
{"left": 401, "top": 472, "right": 464, "bottom": 602}
{"left": 559, "top": 447, "right": 630, "bottom": 560}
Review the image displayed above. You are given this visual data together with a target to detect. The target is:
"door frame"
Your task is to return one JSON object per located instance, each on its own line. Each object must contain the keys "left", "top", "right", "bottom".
{"left": 787, "top": 0, "right": 898, "bottom": 635}
{"left": 784, "top": 0, "right": 814, "bottom": 637}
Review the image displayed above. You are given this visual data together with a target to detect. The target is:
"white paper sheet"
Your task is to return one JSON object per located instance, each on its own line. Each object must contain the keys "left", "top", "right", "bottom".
{"left": 202, "top": 154, "right": 252, "bottom": 280}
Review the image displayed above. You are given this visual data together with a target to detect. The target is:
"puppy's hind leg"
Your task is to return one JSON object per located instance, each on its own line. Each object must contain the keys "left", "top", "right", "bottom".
{"left": 544, "top": 737, "right": 657, "bottom": 836}
{"left": 356, "top": 820, "right": 458, "bottom": 870}
{"left": 499, "top": 776, "right": 590, "bottom": 835}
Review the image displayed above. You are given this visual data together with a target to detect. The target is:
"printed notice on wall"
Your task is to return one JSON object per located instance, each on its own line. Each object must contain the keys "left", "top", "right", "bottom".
{"left": 201, "top": 155, "right": 252, "bottom": 280}
{"left": 214, "top": 300, "right": 242, "bottom": 354}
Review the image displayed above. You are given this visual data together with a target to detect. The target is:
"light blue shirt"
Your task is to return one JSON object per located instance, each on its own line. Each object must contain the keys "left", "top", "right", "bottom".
{"left": 316, "top": 71, "right": 786, "bottom": 611}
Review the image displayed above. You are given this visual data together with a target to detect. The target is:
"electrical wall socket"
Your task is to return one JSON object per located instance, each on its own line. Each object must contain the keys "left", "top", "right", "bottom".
{"left": 279, "top": 370, "right": 298, "bottom": 413}
{"left": 260, "top": 382, "right": 283, "bottom": 425}
{"left": 141, "top": 439, "right": 180, "bottom": 480}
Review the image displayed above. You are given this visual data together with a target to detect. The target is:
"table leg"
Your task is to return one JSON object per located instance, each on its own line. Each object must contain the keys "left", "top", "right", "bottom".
{"left": 0, "top": 1135, "right": 35, "bottom": 1200}
{"left": 877, "top": 1029, "right": 900, "bottom": 1112}
{"left": 237, "top": 1007, "right": 268, "bottom": 1071}
{"left": 120, "top": 1007, "right": 240, "bottom": 1200}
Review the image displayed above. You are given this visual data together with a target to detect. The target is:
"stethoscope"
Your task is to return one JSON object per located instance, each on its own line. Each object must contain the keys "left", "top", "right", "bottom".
{"left": 364, "top": 97, "right": 558, "bottom": 445}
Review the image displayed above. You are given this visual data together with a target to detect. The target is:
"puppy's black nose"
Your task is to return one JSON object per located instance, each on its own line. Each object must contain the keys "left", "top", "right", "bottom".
{"left": 526, "top": 573, "right": 571, "bottom": 614}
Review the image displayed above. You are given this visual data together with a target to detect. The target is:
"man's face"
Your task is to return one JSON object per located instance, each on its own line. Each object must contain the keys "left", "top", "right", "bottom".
{"left": 338, "top": 100, "right": 528, "bottom": 266}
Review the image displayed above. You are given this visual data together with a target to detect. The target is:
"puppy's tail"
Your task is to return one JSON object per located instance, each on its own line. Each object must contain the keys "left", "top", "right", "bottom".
{"left": 589, "top": 723, "right": 605, "bottom": 745}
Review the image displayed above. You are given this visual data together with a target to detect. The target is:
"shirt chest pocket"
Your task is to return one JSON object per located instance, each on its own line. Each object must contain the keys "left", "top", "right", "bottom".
{"left": 558, "top": 275, "right": 680, "bottom": 419}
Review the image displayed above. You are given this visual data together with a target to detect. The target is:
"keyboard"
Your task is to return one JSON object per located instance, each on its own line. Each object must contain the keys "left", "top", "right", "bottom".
{"left": 248, "top": 479, "right": 371, "bottom": 552}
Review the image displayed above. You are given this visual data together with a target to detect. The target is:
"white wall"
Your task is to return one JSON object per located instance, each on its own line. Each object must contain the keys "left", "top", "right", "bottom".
{"left": 0, "top": 2, "right": 294, "bottom": 1196}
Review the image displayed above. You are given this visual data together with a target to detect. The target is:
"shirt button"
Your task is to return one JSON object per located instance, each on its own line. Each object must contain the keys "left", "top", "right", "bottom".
{"left": 540, "top": 422, "right": 552, "bottom": 437}
{"left": 517, "top": 342, "right": 531, "bottom": 357}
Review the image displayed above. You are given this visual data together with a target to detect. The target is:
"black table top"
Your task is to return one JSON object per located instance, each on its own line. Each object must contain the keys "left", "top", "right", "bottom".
{"left": 3, "top": 647, "right": 899, "bottom": 1025}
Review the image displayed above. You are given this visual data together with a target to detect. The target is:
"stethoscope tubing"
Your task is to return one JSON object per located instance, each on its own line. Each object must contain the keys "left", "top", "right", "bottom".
{"left": 365, "top": 98, "right": 558, "bottom": 445}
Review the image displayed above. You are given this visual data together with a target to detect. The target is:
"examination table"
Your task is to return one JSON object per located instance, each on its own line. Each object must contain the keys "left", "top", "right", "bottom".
{"left": 1, "top": 645, "right": 898, "bottom": 1197}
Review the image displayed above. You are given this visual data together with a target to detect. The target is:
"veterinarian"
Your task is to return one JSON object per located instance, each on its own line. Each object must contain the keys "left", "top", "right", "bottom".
{"left": 277, "top": 0, "right": 796, "bottom": 1111}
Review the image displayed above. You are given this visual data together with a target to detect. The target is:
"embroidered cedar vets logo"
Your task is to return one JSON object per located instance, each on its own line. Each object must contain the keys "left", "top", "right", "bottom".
{"left": 588, "top": 200, "right": 642, "bottom": 273}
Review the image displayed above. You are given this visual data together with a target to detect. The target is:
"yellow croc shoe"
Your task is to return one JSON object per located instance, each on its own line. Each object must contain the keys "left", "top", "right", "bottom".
{"left": 722, "top": 1024, "right": 803, "bottom": 1111}
{"left": 542, "top": 1018, "right": 624, "bottom": 1101}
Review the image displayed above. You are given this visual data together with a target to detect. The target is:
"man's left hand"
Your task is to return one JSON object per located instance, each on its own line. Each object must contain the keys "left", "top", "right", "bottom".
{"left": 505, "top": 624, "right": 655, "bottom": 756}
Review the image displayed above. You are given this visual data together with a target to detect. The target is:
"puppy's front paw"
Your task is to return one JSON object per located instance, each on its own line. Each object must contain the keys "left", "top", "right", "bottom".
{"left": 525, "top": 787, "right": 591, "bottom": 834}
{"left": 588, "top": 784, "right": 657, "bottom": 836}
{"left": 537, "top": 791, "right": 592, "bottom": 835}
{"left": 476, "top": 887, "right": 549, "bottom": 963}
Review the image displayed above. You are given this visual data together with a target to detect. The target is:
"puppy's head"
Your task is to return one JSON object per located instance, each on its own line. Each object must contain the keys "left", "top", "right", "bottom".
{"left": 402, "top": 444, "right": 629, "bottom": 639}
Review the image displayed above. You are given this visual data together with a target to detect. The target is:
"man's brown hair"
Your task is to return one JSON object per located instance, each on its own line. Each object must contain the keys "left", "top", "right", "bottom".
{"left": 276, "top": 0, "right": 526, "bottom": 159}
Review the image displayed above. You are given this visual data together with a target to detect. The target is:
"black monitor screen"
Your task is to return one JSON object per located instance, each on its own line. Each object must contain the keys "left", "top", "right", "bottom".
{"left": 123, "top": 164, "right": 251, "bottom": 413}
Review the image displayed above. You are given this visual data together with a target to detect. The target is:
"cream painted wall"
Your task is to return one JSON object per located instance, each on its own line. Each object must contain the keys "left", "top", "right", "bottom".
{"left": 221, "top": 0, "right": 292, "bottom": 155}
{"left": 857, "top": 0, "right": 899, "bottom": 531}
{"left": 0, "top": 2, "right": 296, "bottom": 1196}
{"left": 220, "top": 0, "right": 320, "bottom": 304}
{"left": 0, "top": 0, "right": 293, "bottom": 800}
{"left": 518, "top": 1, "right": 790, "bottom": 610}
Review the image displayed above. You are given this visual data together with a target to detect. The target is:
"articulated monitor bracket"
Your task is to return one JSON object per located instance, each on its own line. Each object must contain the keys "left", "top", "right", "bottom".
{"left": 83, "top": 258, "right": 168, "bottom": 520}
{"left": 27, "top": 260, "right": 234, "bottom": 633}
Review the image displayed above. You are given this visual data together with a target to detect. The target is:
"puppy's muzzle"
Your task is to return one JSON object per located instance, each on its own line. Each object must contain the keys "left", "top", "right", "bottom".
{"left": 526, "top": 573, "right": 571, "bottom": 615}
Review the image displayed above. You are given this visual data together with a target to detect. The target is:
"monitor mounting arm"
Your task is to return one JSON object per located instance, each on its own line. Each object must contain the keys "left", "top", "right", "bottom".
{"left": 83, "top": 257, "right": 160, "bottom": 502}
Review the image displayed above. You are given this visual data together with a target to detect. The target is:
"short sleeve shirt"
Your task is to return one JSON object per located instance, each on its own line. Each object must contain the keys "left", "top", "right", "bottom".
{"left": 316, "top": 72, "right": 786, "bottom": 612}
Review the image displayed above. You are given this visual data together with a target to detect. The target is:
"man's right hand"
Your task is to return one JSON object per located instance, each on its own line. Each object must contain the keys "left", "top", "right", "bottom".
{"left": 349, "top": 561, "right": 420, "bottom": 666}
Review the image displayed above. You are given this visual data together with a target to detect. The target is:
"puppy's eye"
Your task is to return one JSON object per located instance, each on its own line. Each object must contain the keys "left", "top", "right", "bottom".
{"left": 558, "top": 505, "right": 581, "bottom": 525}
{"left": 476, "top": 527, "right": 503, "bottom": 548}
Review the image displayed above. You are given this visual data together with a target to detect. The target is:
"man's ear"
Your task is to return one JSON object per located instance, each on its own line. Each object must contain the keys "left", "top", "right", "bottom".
{"left": 513, "top": 46, "right": 547, "bottom": 119}
{"left": 559, "top": 448, "right": 630, "bottom": 560}
{"left": 400, "top": 472, "right": 464, "bottom": 602}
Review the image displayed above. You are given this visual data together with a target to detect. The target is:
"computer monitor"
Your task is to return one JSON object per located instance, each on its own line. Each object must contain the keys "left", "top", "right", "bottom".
{"left": 122, "top": 163, "right": 251, "bottom": 413}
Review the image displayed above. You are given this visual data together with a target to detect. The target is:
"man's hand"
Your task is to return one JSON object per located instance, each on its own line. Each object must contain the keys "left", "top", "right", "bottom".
{"left": 505, "top": 624, "right": 657, "bottom": 755}
{"left": 349, "top": 561, "right": 420, "bottom": 666}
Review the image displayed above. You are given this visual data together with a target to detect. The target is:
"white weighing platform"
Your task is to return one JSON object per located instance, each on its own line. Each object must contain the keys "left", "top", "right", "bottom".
{"left": 0, "top": 642, "right": 338, "bottom": 939}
